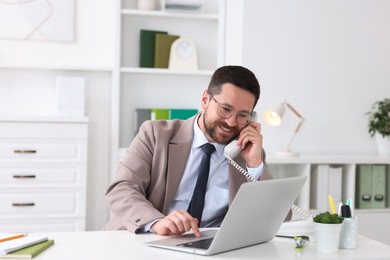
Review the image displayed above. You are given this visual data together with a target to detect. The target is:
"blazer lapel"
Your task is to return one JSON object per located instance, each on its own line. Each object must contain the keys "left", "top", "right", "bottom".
{"left": 162, "top": 115, "right": 198, "bottom": 214}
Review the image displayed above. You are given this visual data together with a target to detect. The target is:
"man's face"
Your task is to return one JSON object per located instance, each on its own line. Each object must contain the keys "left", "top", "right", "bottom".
{"left": 199, "top": 83, "right": 256, "bottom": 145}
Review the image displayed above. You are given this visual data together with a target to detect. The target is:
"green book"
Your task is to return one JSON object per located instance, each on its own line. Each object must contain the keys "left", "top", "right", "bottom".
{"left": 0, "top": 240, "right": 54, "bottom": 259}
{"left": 139, "top": 30, "right": 168, "bottom": 68}
{"left": 372, "top": 165, "right": 386, "bottom": 208}
{"left": 169, "top": 109, "right": 198, "bottom": 120}
{"left": 151, "top": 109, "right": 169, "bottom": 120}
{"left": 356, "top": 165, "right": 373, "bottom": 209}
{"left": 154, "top": 34, "right": 180, "bottom": 68}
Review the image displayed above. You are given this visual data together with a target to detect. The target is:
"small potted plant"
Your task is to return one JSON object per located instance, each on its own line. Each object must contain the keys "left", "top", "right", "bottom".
{"left": 312, "top": 212, "right": 344, "bottom": 253}
{"left": 367, "top": 98, "right": 390, "bottom": 155}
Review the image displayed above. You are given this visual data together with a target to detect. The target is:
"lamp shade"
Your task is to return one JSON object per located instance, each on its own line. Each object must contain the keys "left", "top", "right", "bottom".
{"left": 264, "top": 102, "right": 285, "bottom": 126}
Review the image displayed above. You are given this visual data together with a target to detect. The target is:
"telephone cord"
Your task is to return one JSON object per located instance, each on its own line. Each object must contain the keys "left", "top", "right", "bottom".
{"left": 227, "top": 157, "right": 314, "bottom": 219}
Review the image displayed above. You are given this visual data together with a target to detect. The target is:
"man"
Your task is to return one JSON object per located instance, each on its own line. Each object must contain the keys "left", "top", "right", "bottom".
{"left": 104, "top": 65, "right": 289, "bottom": 236}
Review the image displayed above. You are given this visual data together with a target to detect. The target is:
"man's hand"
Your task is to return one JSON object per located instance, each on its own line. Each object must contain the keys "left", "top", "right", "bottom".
{"left": 236, "top": 121, "right": 263, "bottom": 168}
{"left": 151, "top": 210, "right": 201, "bottom": 237}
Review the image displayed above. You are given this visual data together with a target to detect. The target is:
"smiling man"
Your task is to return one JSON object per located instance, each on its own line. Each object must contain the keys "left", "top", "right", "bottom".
{"left": 104, "top": 65, "right": 280, "bottom": 236}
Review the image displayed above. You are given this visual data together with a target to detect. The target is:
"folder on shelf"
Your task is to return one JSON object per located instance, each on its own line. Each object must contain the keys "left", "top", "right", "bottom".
{"left": 328, "top": 166, "right": 343, "bottom": 206}
{"left": 311, "top": 165, "right": 329, "bottom": 211}
{"left": 151, "top": 109, "right": 170, "bottom": 120}
{"left": 356, "top": 165, "right": 374, "bottom": 209}
{"left": 154, "top": 34, "right": 180, "bottom": 68}
{"left": 139, "top": 30, "right": 168, "bottom": 68}
{"left": 355, "top": 165, "right": 388, "bottom": 209}
{"left": 169, "top": 109, "right": 198, "bottom": 120}
{"left": 310, "top": 165, "right": 342, "bottom": 211}
{"left": 372, "top": 165, "right": 386, "bottom": 208}
{"left": 135, "top": 109, "right": 151, "bottom": 136}
{"left": 135, "top": 108, "right": 198, "bottom": 134}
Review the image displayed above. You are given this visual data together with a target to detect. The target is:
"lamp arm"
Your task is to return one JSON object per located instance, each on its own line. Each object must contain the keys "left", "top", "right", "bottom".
{"left": 283, "top": 102, "right": 304, "bottom": 152}
{"left": 285, "top": 102, "right": 303, "bottom": 119}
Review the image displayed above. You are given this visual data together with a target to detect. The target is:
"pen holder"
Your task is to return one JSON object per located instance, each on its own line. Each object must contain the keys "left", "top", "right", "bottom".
{"left": 339, "top": 217, "right": 358, "bottom": 249}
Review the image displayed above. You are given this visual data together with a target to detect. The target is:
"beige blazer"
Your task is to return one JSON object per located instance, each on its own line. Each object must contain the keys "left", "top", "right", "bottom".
{"left": 103, "top": 115, "right": 274, "bottom": 233}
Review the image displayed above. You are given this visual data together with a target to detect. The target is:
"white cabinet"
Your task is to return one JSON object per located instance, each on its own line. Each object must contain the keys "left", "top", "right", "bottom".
{"left": 0, "top": 117, "right": 88, "bottom": 232}
{"left": 111, "top": 0, "right": 225, "bottom": 174}
{"left": 267, "top": 154, "right": 390, "bottom": 245}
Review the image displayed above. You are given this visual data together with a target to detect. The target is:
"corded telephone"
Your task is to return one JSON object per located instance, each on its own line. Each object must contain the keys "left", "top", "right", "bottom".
{"left": 223, "top": 112, "right": 314, "bottom": 219}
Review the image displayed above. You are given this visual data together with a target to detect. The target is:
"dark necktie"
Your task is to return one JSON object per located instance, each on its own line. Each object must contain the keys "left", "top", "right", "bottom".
{"left": 187, "top": 143, "right": 216, "bottom": 226}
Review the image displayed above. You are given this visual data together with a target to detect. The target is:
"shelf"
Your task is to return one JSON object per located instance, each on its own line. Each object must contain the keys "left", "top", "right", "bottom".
{"left": 355, "top": 208, "right": 390, "bottom": 214}
{"left": 120, "top": 67, "right": 214, "bottom": 75}
{"left": 267, "top": 154, "right": 390, "bottom": 164}
{"left": 0, "top": 63, "right": 113, "bottom": 72}
{"left": 121, "top": 9, "right": 219, "bottom": 20}
{"left": 0, "top": 116, "right": 89, "bottom": 123}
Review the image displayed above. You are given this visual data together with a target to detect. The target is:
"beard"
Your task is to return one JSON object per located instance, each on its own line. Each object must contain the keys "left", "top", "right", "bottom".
{"left": 202, "top": 108, "right": 240, "bottom": 145}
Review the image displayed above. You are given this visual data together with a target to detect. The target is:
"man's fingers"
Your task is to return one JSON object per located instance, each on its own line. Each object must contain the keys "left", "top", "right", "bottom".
{"left": 152, "top": 210, "right": 201, "bottom": 236}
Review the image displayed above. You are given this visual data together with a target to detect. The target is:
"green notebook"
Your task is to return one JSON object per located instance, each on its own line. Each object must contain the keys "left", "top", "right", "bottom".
{"left": 154, "top": 34, "right": 180, "bottom": 68}
{"left": 0, "top": 240, "right": 54, "bottom": 259}
{"left": 139, "top": 30, "right": 168, "bottom": 68}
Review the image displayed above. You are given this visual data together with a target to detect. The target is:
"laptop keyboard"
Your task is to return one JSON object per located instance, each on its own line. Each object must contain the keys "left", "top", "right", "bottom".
{"left": 178, "top": 237, "right": 214, "bottom": 249}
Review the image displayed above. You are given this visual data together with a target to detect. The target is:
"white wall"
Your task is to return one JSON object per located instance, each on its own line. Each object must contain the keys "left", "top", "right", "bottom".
{"left": 226, "top": 0, "right": 390, "bottom": 155}
{"left": 0, "top": 0, "right": 115, "bottom": 231}
{"left": 0, "top": 1, "right": 114, "bottom": 69}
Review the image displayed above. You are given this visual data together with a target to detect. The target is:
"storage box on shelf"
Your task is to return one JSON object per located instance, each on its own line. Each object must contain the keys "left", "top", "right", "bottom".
{"left": 267, "top": 154, "right": 390, "bottom": 245}
{"left": 111, "top": 0, "right": 225, "bottom": 176}
{"left": 0, "top": 117, "right": 88, "bottom": 232}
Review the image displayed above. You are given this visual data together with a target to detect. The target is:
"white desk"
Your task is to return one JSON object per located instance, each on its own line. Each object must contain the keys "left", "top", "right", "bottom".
{"left": 32, "top": 230, "right": 390, "bottom": 260}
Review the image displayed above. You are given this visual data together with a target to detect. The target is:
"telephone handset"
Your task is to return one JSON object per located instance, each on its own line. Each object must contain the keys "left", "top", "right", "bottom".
{"left": 223, "top": 111, "right": 258, "bottom": 160}
{"left": 223, "top": 112, "right": 314, "bottom": 219}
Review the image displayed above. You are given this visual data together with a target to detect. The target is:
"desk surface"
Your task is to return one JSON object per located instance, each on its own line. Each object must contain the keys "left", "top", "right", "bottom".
{"left": 32, "top": 230, "right": 390, "bottom": 260}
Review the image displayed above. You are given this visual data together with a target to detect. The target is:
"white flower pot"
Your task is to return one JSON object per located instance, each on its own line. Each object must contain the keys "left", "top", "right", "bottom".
{"left": 375, "top": 134, "right": 390, "bottom": 156}
{"left": 314, "top": 222, "right": 343, "bottom": 253}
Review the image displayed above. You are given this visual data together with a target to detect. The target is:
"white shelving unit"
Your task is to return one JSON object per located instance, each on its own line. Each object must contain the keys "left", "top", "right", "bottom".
{"left": 111, "top": 0, "right": 226, "bottom": 175}
{"left": 267, "top": 154, "right": 390, "bottom": 245}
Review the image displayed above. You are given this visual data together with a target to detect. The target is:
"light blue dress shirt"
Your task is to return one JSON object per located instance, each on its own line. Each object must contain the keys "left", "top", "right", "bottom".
{"left": 167, "top": 116, "right": 264, "bottom": 227}
{"left": 144, "top": 116, "right": 264, "bottom": 231}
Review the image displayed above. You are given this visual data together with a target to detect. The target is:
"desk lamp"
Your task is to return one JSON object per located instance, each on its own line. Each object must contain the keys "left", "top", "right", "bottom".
{"left": 264, "top": 101, "right": 304, "bottom": 156}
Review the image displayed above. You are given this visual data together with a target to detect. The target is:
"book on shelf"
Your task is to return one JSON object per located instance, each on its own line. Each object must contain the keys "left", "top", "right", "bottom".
{"left": 139, "top": 30, "right": 168, "bottom": 68}
{"left": 0, "top": 235, "right": 48, "bottom": 256}
{"left": 169, "top": 109, "right": 198, "bottom": 120}
{"left": 151, "top": 109, "right": 170, "bottom": 120}
{"left": 134, "top": 108, "right": 198, "bottom": 135}
{"left": 310, "top": 165, "right": 342, "bottom": 211}
{"left": 356, "top": 165, "right": 387, "bottom": 209}
{"left": 0, "top": 240, "right": 54, "bottom": 259}
{"left": 154, "top": 34, "right": 180, "bottom": 68}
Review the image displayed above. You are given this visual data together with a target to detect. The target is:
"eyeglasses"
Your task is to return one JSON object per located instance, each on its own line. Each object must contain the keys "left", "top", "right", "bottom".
{"left": 211, "top": 97, "right": 252, "bottom": 125}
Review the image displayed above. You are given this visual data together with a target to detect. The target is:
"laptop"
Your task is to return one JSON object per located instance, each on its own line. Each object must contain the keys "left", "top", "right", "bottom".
{"left": 145, "top": 175, "right": 307, "bottom": 256}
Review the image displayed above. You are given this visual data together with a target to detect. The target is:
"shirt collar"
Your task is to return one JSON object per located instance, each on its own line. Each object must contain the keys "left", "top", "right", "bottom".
{"left": 193, "top": 113, "right": 225, "bottom": 158}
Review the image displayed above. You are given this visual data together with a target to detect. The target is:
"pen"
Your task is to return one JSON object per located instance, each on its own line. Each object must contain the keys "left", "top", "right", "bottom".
{"left": 0, "top": 234, "right": 25, "bottom": 243}
{"left": 347, "top": 199, "right": 354, "bottom": 218}
{"left": 337, "top": 202, "right": 343, "bottom": 216}
{"left": 328, "top": 195, "right": 337, "bottom": 214}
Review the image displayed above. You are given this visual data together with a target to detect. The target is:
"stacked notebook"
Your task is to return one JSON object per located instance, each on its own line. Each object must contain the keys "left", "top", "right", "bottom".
{"left": 139, "top": 29, "right": 180, "bottom": 68}
{"left": 0, "top": 234, "right": 54, "bottom": 259}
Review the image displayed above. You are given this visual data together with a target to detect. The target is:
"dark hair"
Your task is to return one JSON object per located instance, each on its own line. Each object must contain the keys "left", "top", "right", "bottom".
{"left": 207, "top": 65, "right": 260, "bottom": 107}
